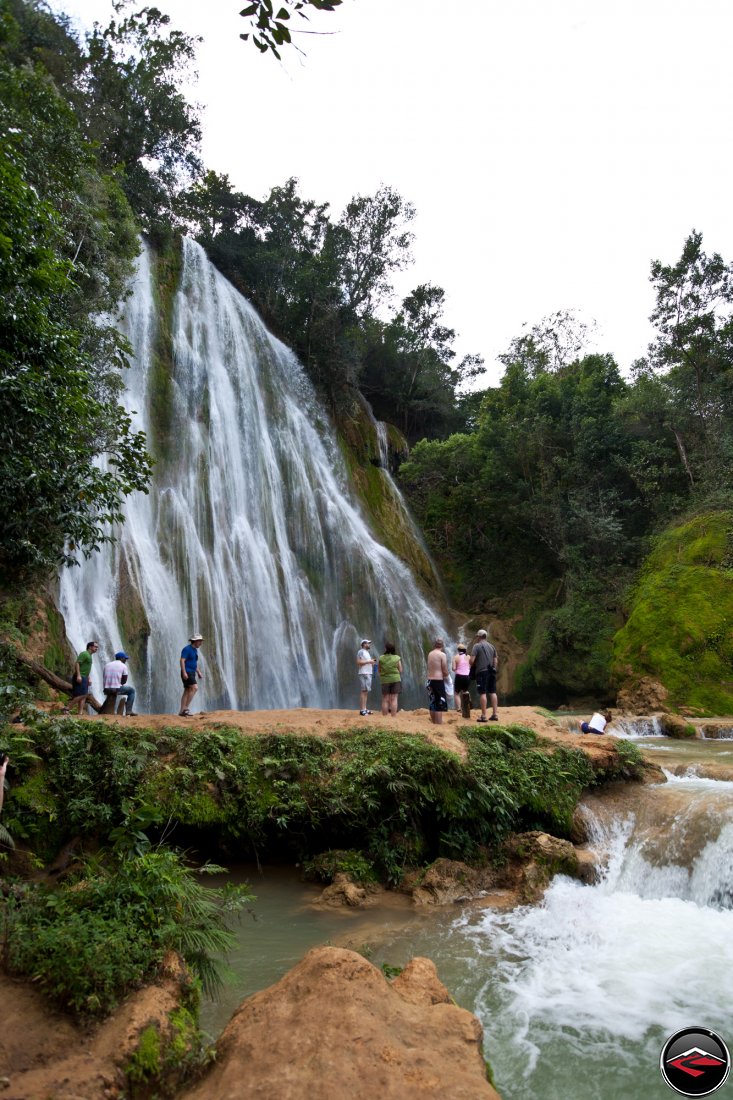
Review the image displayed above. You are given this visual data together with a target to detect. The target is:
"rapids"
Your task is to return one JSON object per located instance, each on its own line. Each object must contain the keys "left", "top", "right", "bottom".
{"left": 368, "top": 765, "right": 733, "bottom": 1099}
{"left": 59, "top": 240, "right": 445, "bottom": 713}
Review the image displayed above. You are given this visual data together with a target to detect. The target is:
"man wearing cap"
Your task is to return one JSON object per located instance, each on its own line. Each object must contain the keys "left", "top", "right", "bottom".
{"left": 103, "top": 651, "right": 136, "bottom": 717}
{"left": 179, "top": 634, "right": 203, "bottom": 717}
{"left": 356, "top": 638, "right": 377, "bottom": 716}
{"left": 470, "top": 629, "right": 498, "bottom": 722}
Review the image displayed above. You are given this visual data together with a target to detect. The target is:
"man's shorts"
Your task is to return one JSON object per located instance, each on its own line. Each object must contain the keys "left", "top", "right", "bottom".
{"left": 358, "top": 674, "right": 373, "bottom": 692}
{"left": 71, "top": 675, "right": 89, "bottom": 698}
{"left": 427, "top": 679, "right": 447, "bottom": 712}
{"left": 181, "top": 674, "right": 198, "bottom": 688}
{"left": 476, "top": 668, "right": 497, "bottom": 695}
{"left": 381, "top": 681, "right": 402, "bottom": 695}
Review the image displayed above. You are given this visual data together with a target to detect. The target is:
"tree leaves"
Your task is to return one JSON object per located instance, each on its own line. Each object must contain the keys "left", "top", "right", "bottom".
{"left": 239, "top": 0, "right": 343, "bottom": 59}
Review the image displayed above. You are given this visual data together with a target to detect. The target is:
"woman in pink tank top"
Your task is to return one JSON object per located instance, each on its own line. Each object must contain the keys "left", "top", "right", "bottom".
{"left": 451, "top": 644, "right": 471, "bottom": 712}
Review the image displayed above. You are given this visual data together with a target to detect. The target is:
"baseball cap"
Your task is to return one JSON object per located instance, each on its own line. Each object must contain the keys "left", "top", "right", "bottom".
{"left": 115, "top": 651, "right": 129, "bottom": 660}
{"left": 189, "top": 633, "right": 203, "bottom": 642}
{"left": 360, "top": 639, "right": 371, "bottom": 645}
{"left": 477, "top": 629, "right": 488, "bottom": 637}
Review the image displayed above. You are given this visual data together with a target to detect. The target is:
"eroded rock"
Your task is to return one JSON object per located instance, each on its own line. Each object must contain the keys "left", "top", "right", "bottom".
{"left": 616, "top": 677, "right": 669, "bottom": 713}
{"left": 180, "top": 946, "right": 501, "bottom": 1100}
{"left": 410, "top": 858, "right": 496, "bottom": 906}
{"left": 501, "top": 831, "right": 583, "bottom": 903}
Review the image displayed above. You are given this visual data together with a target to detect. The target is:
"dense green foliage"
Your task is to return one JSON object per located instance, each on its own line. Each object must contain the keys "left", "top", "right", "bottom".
{"left": 2, "top": 711, "right": 598, "bottom": 882}
{"left": 184, "top": 174, "right": 483, "bottom": 437}
{"left": 613, "top": 511, "right": 733, "bottom": 715}
{"left": 4, "top": 850, "right": 244, "bottom": 1013}
{"left": 0, "top": 712, "right": 252, "bottom": 1016}
{"left": 0, "top": 701, "right": 633, "bottom": 1019}
{"left": 400, "top": 252, "right": 733, "bottom": 704}
{"left": 0, "top": 1, "right": 202, "bottom": 573}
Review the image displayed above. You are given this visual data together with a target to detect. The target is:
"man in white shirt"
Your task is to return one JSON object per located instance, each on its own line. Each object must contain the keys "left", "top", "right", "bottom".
{"left": 580, "top": 710, "right": 611, "bottom": 735}
{"left": 356, "top": 639, "right": 377, "bottom": 715}
{"left": 103, "top": 651, "right": 137, "bottom": 716}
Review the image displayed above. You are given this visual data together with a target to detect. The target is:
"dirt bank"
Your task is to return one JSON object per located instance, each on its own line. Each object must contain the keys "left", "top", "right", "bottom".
{"left": 50, "top": 702, "right": 618, "bottom": 771}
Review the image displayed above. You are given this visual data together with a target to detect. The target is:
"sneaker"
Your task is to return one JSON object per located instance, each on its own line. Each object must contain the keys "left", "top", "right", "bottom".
{"left": 476, "top": 715, "right": 488, "bottom": 723}
{"left": 489, "top": 715, "right": 499, "bottom": 721}
{"left": 359, "top": 709, "right": 372, "bottom": 716}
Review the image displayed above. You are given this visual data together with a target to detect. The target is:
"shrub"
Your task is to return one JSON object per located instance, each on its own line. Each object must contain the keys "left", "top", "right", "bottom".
{"left": 3, "top": 849, "right": 253, "bottom": 1016}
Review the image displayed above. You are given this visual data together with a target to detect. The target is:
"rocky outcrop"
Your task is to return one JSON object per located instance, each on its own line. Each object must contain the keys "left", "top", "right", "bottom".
{"left": 0, "top": 952, "right": 194, "bottom": 1100}
{"left": 408, "top": 858, "right": 497, "bottom": 906}
{"left": 501, "top": 831, "right": 594, "bottom": 903}
{"left": 658, "top": 713, "right": 696, "bottom": 739}
{"left": 314, "top": 872, "right": 377, "bottom": 908}
{"left": 180, "top": 946, "right": 501, "bottom": 1100}
{"left": 616, "top": 676, "right": 669, "bottom": 714}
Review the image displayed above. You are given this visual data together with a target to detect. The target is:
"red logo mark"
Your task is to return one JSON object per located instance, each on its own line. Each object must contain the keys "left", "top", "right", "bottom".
{"left": 667, "top": 1048, "right": 727, "bottom": 1079}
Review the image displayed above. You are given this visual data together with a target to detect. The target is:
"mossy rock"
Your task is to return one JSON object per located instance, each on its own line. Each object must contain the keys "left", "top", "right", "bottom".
{"left": 612, "top": 511, "right": 733, "bottom": 716}
{"left": 658, "top": 713, "right": 697, "bottom": 739}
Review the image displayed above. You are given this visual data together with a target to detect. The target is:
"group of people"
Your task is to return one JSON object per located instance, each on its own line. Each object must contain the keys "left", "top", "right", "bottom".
{"left": 357, "top": 629, "right": 500, "bottom": 725}
{"left": 69, "top": 633, "right": 205, "bottom": 718}
{"left": 70, "top": 641, "right": 137, "bottom": 716}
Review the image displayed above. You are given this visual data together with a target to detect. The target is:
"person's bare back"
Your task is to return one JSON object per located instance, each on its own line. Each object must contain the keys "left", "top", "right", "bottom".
{"left": 426, "top": 647, "right": 448, "bottom": 679}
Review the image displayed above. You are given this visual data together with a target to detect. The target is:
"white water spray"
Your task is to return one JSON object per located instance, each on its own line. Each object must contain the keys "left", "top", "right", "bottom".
{"left": 59, "top": 240, "right": 445, "bottom": 713}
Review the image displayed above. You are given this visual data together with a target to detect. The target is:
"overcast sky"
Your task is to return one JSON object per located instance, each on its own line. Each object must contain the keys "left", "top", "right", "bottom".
{"left": 53, "top": 0, "right": 733, "bottom": 386}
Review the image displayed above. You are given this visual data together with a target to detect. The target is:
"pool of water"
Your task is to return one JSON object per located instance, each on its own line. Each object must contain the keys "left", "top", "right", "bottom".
{"left": 200, "top": 865, "right": 421, "bottom": 1036}
{"left": 201, "top": 752, "right": 733, "bottom": 1100}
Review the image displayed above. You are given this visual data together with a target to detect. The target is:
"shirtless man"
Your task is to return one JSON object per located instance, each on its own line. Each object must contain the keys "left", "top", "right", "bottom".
{"left": 426, "top": 638, "right": 449, "bottom": 725}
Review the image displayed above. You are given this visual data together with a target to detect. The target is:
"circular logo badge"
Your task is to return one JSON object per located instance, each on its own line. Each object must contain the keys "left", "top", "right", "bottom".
{"left": 660, "top": 1027, "right": 730, "bottom": 1097}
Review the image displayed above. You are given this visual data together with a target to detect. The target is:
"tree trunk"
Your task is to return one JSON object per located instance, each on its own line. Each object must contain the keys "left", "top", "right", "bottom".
{"left": 460, "top": 691, "right": 472, "bottom": 719}
{"left": 20, "top": 657, "right": 102, "bottom": 713}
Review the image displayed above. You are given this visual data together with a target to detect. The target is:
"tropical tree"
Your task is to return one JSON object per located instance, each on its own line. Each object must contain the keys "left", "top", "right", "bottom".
{"left": 643, "top": 230, "right": 733, "bottom": 491}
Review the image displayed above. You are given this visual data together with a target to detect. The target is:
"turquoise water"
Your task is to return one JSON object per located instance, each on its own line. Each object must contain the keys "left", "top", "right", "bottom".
{"left": 200, "top": 866, "right": 419, "bottom": 1037}
{"left": 202, "top": 764, "right": 733, "bottom": 1100}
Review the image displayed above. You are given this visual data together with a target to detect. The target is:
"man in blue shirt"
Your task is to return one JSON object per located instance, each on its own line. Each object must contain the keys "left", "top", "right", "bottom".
{"left": 179, "top": 633, "right": 203, "bottom": 716}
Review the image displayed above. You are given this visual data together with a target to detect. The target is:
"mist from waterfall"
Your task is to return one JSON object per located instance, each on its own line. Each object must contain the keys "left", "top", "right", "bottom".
{"left": 59, "top": 239, "right": 445, "bottom": 714}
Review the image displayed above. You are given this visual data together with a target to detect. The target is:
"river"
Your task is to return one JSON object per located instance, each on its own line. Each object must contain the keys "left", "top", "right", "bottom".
{"left": 202, "top": 731, "right": 733, "bottom": 1099}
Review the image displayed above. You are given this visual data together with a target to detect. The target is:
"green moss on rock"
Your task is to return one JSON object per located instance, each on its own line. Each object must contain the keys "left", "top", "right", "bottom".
{"left": 613, "top": 511, "right": 733, "bottom": 715}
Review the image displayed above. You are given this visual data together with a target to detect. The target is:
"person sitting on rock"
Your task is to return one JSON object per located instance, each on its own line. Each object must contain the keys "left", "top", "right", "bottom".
{"left": 580, "top": 709, "right": 612, "bottom": 735}
{"left": 103, "top": 651, "right": 137, "bottom": 716}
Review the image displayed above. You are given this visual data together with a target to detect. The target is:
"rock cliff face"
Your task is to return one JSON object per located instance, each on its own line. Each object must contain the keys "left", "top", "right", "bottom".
{"left": 181, "top": 946, "right": 501, "bottom": 1100}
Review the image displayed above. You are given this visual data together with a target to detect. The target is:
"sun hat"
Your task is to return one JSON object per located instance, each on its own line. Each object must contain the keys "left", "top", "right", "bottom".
{"left": 115, "top": 651, "right": 129, "bottom": 660}
{"left": 189, "top": 633, "right": 203, "bottom": 642}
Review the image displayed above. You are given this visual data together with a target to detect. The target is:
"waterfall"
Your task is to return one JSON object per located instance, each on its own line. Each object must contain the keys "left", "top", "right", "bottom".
{"left": 453, "top": 776, "right": 733, "bottom": 1098}
{"left": 609, "top": 715, "right": 664, "bottom": 738}
{"left": 59, "top": 239, "right": 445, "bottom": 714}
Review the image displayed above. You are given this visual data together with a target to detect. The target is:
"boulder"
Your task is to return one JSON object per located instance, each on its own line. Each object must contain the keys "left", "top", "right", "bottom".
{"left": 616, "top": 677, "right": 669, "bottom": 713}
{"left": 410, "top": 858, "right": 496, "bottom": 906}
{"left": 658, "top": 713, "right": 697, "bottom": 739}
{"left": 180, "top": 946, "right": 501, "bottom": 1100}
{"left": 501, "top": 831, "right": 582, "bottom": 904}
{"left": 315, "top": 872, "right": 371, "bottom": 908}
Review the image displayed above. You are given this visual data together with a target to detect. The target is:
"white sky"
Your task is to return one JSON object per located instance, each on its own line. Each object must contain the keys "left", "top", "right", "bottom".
{"left": 53, "top": 0, "right": 733, "bottom": 386}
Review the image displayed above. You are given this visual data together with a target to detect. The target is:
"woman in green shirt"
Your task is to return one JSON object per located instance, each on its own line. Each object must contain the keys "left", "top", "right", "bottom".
{"left": 378, "top": 641, "right": 403, "bottom": 716}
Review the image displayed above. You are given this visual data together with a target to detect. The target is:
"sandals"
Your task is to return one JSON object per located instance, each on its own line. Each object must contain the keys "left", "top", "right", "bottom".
{"left": 178, "top": 710, "right": 192, "bottom": 717}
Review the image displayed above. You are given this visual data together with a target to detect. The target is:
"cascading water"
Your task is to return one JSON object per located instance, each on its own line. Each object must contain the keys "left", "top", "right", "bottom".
{"left": 367, "top": 772, "right": 733, "bottom": 1100}
{"left": 59, "top": 239, "right": 445, "bottom": 713}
